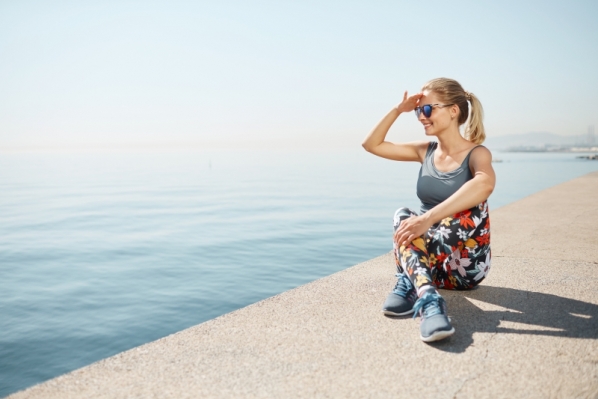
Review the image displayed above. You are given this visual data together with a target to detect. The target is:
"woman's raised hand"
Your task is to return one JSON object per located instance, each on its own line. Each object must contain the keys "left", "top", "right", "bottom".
{"left": 361, "top": 89, "right": 426, "bottom": 158}
{"left": 396, "top": 91, "right": 423, "bottom": 114}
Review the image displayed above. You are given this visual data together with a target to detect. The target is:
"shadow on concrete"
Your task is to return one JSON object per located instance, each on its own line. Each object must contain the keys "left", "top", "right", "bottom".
{"left": 426, "top": 286, "right": 598, "bottom": 353}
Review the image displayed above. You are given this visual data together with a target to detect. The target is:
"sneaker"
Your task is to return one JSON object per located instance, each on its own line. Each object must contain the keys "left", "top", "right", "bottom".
{"left": 382, "top": 273, "right": 417, "bottom": 316}
{"left": 412, "top": 291, "right": 455, "bottom": 342}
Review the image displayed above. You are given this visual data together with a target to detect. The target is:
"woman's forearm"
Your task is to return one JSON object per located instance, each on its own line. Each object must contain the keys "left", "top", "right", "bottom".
{"left": 362, "top": 92, "right": 425, "bottom": 162}
{"left": 423, "top": 175, "right": 494, "bottom": 225}
{"left": 361, "top": 108, "right": 401, "bottom": 152}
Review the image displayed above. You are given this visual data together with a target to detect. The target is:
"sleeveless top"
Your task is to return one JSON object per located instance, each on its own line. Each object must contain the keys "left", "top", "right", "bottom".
{"left": 416, "top": 142, "right": 480, "bottom": 214}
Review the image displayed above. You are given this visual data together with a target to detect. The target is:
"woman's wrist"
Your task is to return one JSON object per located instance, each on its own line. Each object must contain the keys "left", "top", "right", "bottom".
{"left": 421, "top": 209, "right": 439, "bottom": 227}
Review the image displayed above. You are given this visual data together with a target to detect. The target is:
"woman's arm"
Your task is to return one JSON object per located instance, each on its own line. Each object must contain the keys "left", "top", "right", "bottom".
{"left": 362, "top": 91, "right": 428, "bottom": 162}
{"left": 394, "top": 146, "right": 496, "bottom": 246}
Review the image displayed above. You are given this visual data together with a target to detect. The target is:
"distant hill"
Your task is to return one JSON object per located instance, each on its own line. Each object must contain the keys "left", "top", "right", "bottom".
{"left": 484, "top": 132, "right": 591, "bottom": 151}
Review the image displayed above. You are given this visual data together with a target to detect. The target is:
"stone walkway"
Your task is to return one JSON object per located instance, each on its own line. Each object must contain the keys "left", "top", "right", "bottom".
{"left": 8, "top": 172, "right": 598, "bottom": 399}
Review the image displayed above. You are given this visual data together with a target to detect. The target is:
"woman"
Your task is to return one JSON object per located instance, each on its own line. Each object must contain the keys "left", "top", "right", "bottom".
{"left": 362, "top": 78, "right": 495, "bottom": 343}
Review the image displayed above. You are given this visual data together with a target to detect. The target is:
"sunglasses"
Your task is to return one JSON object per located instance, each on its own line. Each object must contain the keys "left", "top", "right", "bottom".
{"left": 414, "top": 103, "right": 454, "bottom": 118}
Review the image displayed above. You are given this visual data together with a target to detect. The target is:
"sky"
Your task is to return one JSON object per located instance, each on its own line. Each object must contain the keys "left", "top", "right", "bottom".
{"left": 1, "top": 0, "right": 597, "bottom": 149}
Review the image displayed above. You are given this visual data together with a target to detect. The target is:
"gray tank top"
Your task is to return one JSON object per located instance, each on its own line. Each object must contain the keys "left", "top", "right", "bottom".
{"left": 416, "top": 142, "right": 480, "bottom": 214}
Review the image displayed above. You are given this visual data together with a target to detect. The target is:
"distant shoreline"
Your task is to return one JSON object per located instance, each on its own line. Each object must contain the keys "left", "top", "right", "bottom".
{"left": 499, "top": 147, "right": 598, "bottom": 153}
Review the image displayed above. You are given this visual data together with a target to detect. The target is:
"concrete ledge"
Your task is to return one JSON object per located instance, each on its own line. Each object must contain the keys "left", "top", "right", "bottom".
{"left": 8, "top": 172, "right": 598, "bottom": 399}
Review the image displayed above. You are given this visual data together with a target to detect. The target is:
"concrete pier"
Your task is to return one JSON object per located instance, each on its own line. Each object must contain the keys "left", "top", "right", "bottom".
{"left": 8, "top": 172, "right": 598, "bottom": 399}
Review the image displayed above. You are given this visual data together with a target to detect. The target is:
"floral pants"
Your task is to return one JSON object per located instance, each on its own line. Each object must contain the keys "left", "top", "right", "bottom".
{"left": 393, "top": 201, "right": 491, "bottom": 296}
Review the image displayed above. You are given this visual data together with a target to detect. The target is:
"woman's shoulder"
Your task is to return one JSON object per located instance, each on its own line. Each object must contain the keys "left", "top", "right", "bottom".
{"left": 469, "top": 144, "right": 492, "bottom": 158}
{"left": 401, "top": 141, "right": 436, "bottom": 163}
{"left": 467, "top": 144, "right": 493, "bottom": 170}
{"left": 420, "top": 141, "right": 437, "bottom": 161}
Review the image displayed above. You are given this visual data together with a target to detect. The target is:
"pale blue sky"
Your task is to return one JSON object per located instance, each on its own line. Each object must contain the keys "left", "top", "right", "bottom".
{"left": 1, "top": 0, "right": 597, "bottom": 149}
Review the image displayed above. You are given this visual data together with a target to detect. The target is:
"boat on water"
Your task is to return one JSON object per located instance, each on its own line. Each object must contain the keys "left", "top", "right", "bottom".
{"left": 576, "top": 154, "right": 598, "bottom": 160}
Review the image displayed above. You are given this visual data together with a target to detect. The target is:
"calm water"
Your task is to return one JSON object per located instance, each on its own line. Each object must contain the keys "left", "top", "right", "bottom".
{"left": 1, "top": 148, "right": 597, "bottom": 396}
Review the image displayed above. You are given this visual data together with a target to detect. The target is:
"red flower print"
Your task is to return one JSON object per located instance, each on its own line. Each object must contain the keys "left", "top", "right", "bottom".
{"left": 476, "top": 234, "right": 490, "bottom": 246}
{"left": 436, "top": 252, "right": 448, "bottom": 265}
{"left": 459, "top": 210, "right": 476, "bottom": 229}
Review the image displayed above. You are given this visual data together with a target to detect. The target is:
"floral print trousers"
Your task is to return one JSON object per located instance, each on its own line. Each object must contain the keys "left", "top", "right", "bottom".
{"left": 393, "top": 201, "right": 491, "bottom": 296}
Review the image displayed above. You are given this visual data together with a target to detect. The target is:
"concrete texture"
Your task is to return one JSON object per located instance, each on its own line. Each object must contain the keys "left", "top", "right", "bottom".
{"left": 8, "top": 172, "right": 598, "bottom": 399}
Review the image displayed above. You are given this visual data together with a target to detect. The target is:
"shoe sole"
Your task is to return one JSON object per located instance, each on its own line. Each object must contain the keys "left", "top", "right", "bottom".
{"left": 383, "top": 309, "right": 414, "bottom": 317}
{"left": 420, "top": 327, "right": 455, "bottom": 342}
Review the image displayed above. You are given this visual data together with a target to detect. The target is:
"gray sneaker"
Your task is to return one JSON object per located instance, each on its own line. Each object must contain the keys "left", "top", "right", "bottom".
{"left": 412, "top": 291, "right": 455, "bottom": 342}
{"left": 382, "top": 273, "right": 417, "bottom": 316}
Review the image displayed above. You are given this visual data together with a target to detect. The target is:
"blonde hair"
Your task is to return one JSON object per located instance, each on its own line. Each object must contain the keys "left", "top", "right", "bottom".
{"left": 421, "top": 78, "right": 486, "bottom": 144}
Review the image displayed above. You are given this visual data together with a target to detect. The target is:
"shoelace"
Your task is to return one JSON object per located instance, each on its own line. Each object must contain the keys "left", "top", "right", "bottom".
{"left": 412, "top": 292, "right": 444, "bottom": 319}
{"left": 392, "top": 273, "right": 413, "bottom": 298}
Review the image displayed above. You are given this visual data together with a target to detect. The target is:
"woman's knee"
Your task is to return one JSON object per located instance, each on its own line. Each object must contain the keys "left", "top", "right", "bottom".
{"left": 393, "top": 207, "right": 417, "bottom": 229}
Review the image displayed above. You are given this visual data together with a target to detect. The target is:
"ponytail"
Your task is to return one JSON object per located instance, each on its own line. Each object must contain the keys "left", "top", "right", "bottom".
{"left": 464, "top": 92, "right": 485, "bottom": 144}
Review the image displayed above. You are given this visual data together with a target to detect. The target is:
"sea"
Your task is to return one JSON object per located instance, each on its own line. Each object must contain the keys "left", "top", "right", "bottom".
{"left": 1, "top": 147, "right": 597, "bottom": 396}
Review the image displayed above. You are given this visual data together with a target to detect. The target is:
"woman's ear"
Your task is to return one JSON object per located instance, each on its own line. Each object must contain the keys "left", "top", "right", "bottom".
{"left": 450, "top": 104, "right": 459, "bottom": 120}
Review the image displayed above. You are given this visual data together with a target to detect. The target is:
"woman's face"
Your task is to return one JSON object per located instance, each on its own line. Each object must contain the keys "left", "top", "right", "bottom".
{"left": 417, "top": 90, "right": 456, "bottom": 137}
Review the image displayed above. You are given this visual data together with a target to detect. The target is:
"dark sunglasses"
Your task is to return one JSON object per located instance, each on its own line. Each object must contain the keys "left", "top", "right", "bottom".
{"left": 414, "top": 103, "right": 454, "bottom": 118}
